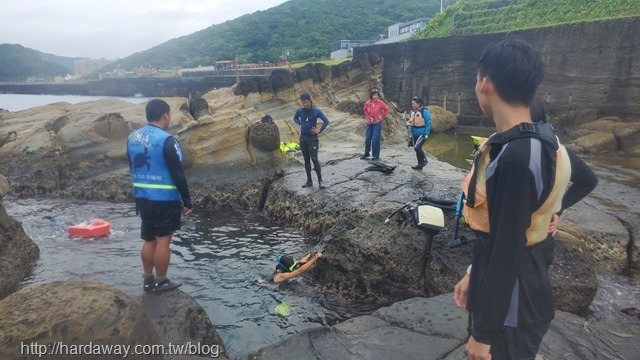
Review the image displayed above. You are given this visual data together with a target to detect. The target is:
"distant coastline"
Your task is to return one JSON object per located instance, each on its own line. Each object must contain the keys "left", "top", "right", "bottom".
{"left": 0, "top": 76, "right": 264, "bottom": 98}
{"left": 0, "top": 94, "right": 149, "bottom": 112}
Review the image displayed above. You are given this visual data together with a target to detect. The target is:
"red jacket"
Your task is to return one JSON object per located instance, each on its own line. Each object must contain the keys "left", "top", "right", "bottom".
{"left": 363, "top": 99, "right": 390, "bottom": 125}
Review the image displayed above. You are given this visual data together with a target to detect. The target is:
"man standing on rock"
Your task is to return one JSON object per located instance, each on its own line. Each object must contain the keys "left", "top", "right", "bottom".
{"left": 293, "top": 92, "right": 329, "bottom": 189}
{"left": 453, "top": 39, "right": 573, "bottom": 360}
{"left": 127, "top": 99, "right": 192, "bottom": 293}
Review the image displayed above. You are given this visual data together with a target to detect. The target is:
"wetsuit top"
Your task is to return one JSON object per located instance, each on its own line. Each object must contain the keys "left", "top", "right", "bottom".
{"left": 560, "top": 148, "right": 598, "bottom": 213}
{"left": 293, "top": 106, "right": 329, "bottom": 140}
{"left": 127, "top": 124, "right": 192, "bottom": 208}
{"left": 461, "top": 122, "right": 572, "bottom": 345}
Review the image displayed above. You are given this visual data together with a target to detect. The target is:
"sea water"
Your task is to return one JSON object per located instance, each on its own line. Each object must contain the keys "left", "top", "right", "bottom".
{"left": 4, "top": 198, "right": 351, "bottom": 356}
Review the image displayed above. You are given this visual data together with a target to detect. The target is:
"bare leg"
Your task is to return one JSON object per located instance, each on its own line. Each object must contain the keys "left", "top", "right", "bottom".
{"left": 153, "top": 233, "right": 173, "bottom": 278}
{"left": 141, "top": 240, "right": 157, "bottom": 274}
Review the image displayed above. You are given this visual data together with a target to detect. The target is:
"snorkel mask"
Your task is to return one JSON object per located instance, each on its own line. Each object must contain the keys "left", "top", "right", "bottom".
{"left": 276, "top": 255, "right": 298, "bottom": 272}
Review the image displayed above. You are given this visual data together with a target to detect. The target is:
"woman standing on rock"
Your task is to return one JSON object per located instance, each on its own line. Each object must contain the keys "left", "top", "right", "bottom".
{"left": 361, "top": 89, "right": 389, "bottom": 161}
{"left": 406, "top": 96, "right": 431, "bottom": 170}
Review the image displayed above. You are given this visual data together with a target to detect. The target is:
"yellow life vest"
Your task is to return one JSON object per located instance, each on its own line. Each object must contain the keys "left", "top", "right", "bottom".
{"left": 461, "top": 123, "right": 571, "bottom": 246}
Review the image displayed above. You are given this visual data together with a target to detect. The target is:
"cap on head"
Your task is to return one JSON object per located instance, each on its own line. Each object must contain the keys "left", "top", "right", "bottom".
{"left": 276, "top": 255, "right": 298, "bottom": 272}
{"left": 412, "top": 96, "right": 423, "bottom": 105}
{"left": 300, "top": 93, "right": 312, "bottom": 101}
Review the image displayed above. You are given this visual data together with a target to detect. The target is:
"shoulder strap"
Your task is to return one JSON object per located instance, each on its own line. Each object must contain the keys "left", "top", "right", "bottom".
{"left": 467, "top": 122, "right": 559, "bottom": 208}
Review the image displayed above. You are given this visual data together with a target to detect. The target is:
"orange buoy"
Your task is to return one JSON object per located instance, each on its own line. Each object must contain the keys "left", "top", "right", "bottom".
{"left": 68, "top": 219, "right": 111, "bottom": 237}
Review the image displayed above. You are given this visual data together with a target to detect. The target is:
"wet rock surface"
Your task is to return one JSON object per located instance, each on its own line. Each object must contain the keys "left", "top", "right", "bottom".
{"left": 0, "top": 175, "right": 40, "bottom": 300}
{"left": 0, "top": 56, "right": 638, "bottom": 359}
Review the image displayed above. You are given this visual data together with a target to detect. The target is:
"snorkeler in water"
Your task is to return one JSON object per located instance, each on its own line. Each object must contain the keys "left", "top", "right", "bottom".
{"left": 270, "top": 252, "right": 323, "bottom": 283}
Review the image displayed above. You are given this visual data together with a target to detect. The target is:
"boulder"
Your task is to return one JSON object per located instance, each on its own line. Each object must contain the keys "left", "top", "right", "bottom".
{"left": 189, "top": 98, "right": 211, "bottom": 120}
{"left": 0, "top": 280, "right": 161, "bottom": 359}
{"left": 563, "top": 109, "right": 599, "bottom": 131}
{"left": 0, "top": 199, "right": 39, "bottom": 300}
{"left": 248, "top": 122, "right": 280, "bottom": 152}
{"left": 613, "top": 124, "right": 640, "bottom": 152}
{"left": 569, "top": 131, "right": 617, "bottom": 154}
{"left": 427, "top": 105, "right": 457, "bottom": 133}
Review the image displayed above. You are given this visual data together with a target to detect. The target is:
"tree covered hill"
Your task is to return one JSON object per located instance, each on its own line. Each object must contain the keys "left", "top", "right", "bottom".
{"left": 416, "top": 0, "right": 640, "bottom": 38}
{"left": 112, "top": 0, "right": 455, "bottom": 70}
{"left": 0, "top": 44, "right": 71, "bottom": 82}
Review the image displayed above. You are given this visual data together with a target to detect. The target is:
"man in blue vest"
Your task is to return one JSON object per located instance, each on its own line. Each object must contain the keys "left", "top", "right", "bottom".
{"left": 127, "top": 99, "right": 193, "bottom": 293}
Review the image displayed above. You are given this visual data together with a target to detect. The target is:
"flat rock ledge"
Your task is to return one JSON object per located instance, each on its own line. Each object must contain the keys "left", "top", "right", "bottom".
{"left": 243, "top": 294, "right": 640, "bottom": 360}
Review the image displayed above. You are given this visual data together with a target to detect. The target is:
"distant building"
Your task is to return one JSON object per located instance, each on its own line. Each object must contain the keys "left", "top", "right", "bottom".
{"left": 74, "top": 58, "right": 113, "bottom": 76}
{"left": 134, "top": 67, "right": 158, "bottom": 77}
{"left": 215, "top": 60, "right": 237, "bottom": 70}
{"left": 376, "top": 17, "right": 429, "bottom": 45}
{"left": 329, "top": 40, "right": 376, "bottom": 60}
{"left": 26, "top": 77, "right": 45, "bottom": 84}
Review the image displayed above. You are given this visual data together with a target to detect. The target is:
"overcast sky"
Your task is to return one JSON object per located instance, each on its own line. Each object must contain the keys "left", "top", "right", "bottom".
{"left": 0, "top": 0, "right": 289, "bottom": 59}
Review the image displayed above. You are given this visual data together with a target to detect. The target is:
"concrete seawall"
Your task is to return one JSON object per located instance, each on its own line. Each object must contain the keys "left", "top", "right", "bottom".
{"left": 0, "top": 74, "right": 269, "bottom": 98}
{"left": 362, "top": 16, "right": 640, "bottom": 125}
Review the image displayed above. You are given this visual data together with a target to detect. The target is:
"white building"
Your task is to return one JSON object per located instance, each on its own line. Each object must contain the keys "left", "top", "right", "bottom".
{"left": 376, "top": 17, "right": 429, "bottom": 45}
{"left": 329, "top": 40, "right": 376, "bottom": 60}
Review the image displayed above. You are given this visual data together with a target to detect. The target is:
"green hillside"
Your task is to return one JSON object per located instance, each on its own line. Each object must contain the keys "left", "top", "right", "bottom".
{"left": 0, "top": 44, "right": 70, "bottom": 82}
{"left": 38, "top": 51, "right": 79, "bottom": 74}
{"left": 113, "top": 0, "right": 456, "bottom": 70}
{"left": 416, "top": 0, "right": 640, "bottom": 38}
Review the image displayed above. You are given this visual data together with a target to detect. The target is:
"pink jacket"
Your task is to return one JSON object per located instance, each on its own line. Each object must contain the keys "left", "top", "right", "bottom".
{"left": 363, "top": 99, "right": 390, "bottom": 125}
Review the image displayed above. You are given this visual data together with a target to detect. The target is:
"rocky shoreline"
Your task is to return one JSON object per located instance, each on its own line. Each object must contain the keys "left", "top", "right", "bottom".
{"left": 1, "top": 56, "right": 639, "bottom": 359}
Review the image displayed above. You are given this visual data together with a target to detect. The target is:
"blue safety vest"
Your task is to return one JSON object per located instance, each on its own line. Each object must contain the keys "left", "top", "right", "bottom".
{"left": 127, "top": 125, "right": 183, "bottom": 201}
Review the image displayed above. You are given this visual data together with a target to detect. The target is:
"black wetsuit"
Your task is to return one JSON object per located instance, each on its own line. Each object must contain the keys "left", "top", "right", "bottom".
{"left": 467, "top": 128, "right": 569, "bottom": 359}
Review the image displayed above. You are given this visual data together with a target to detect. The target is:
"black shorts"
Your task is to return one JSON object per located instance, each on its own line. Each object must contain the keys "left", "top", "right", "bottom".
{"left": 136, "top": 198, "right": 182, "bottom": 241}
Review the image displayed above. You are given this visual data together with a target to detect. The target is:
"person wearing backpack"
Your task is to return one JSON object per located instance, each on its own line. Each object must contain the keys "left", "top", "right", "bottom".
{"left": 407, "top": 96, "right": 431, "bottom": 170}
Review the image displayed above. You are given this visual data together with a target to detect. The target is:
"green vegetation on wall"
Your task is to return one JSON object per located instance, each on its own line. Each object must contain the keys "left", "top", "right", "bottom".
{"left": 417, "top": 0, "right": 640, "bottom": 38}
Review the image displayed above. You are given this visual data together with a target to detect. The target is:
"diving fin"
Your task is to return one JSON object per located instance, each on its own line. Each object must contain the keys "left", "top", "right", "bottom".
{"left": 364, "top": 161, "right": 396, "bottom": 174}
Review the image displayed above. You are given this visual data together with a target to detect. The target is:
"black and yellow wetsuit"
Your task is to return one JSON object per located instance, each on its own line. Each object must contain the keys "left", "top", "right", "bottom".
{"left": 461, "top": 123, "right": 572, "bottom": 349}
